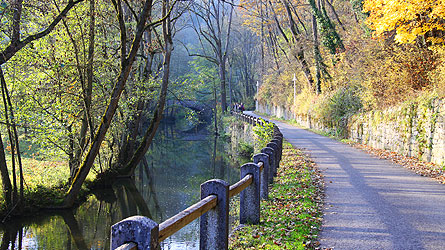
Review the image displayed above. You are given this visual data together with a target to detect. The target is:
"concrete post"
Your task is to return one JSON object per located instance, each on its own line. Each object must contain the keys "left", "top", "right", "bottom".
{"left": 240, "top": 163, "right": 261, "bottom": 224}
{"left": 261, "top": 147, "right": 275, "bottom": 184}
{"left": 273, "top": 136, "right": 283, "bottom": 151}
{"left": 275, "top": 135, "right": 283, "bottom": 161}
{"left": 267, "top": 142, "right": 279, "bottom": 176}
{"left": 200, "top": 179, "right": 229, "bottom": 250}
{"left": 271, "top": 139, "right": 282, "bottom": 163}
{"left": 111, "top": 216, "right": 160, "bottom": 250}
{"left": 253, "top": 153, "right": 270, "bottom": 199}
{"left": 273, "top": 126, "right": 282, "bottom": 138}
{"left": 275, "top": 130, "right": 283, "bottom": 138}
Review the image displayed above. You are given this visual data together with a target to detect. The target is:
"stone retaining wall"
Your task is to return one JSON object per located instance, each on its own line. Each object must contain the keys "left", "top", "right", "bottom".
{"left": 227, "top": 119, "right": 255, "bottom": 152}
{"left": 257, "top": 99, "right": 445, "bottom": 166}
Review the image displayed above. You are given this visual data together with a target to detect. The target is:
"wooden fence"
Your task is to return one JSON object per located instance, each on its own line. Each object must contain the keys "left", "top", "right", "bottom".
{"left": 111, "top": 112, "right": 283, "bottom": 250}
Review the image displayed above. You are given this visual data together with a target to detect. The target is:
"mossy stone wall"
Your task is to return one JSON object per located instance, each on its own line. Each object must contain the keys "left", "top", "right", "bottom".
{"left": 227, "top": 119, "right": 255, "bottom": 151}
{"left": 258, "top": 99, "right": 445, "bottom": 166}
{"left": 348, "top": 98, "right": 444, "bottom": 165}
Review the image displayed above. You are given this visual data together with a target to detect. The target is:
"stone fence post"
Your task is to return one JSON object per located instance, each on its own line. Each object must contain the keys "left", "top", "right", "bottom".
{"left": 271, "top": 138, "right": 282, "bottom": 163}
{"left": 274, "top": 136, "right": 283, "bottom": 151}
{"left": 261, "top": 147, "right": 275, "bottom": 184}
{"left": 111, "top": 216, "right": 160, "bottom": 250}
{"left": 253, "top": 153, "right": 270, "bottom": 199}
{"left": 200, "top": 179, "right": 229, "bottom": 250}
{"left": 254, "top": 117, "right": 259, "bottom": 126}
{"left": 266, "top": 142, "right": 279, "bottom": 176}
{"left": 240, "top": 163, "right": 261, "bottom": 224}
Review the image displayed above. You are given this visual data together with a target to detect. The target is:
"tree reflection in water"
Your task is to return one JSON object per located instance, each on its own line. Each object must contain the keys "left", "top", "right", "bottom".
{"left": 0, "top": 122, "right": 240, "bottom": 249}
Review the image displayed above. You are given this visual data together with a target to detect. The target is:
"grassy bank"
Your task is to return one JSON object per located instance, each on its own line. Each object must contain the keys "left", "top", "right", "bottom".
{"left": 229, "top": 141, "right": 324, "bottom": 249}
{"left": 0, "top": 157, "right": 95, "bottom": 218}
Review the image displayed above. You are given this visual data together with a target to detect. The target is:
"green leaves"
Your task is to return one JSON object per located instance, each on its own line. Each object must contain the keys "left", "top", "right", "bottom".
{"left": 0, "top": 1, "right": 6, "bottom": 15}
{"left": 253, "top": 119, "right": 274, "bottom": 150}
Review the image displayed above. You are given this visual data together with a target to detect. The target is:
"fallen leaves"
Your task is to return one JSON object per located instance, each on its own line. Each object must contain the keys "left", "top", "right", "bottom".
{"left": 349, "top": 142, "right": 445, "bottom": 184}
{"left": 229, "top": 142, "right": 325, "bottom": 249}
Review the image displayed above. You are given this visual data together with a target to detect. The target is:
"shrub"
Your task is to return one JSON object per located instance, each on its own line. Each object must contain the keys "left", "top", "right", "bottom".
{"left": 253, "top": 118, "right": 275, "bottom": 150}
{"left": 238, "top": 140, "right": 254, "bottom": 158}
{"left": 315, "top": 86, "right": 363, "bottom": 137}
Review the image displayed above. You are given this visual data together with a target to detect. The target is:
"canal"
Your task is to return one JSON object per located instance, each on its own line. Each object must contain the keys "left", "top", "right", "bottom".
{"left": 0, "top": 120, "right": 242, "bottom": 249}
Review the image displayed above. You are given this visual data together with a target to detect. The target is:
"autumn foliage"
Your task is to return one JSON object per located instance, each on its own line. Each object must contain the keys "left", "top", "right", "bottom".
{"left": 243, "top": 0, "right": 444, "bottom": 117}
{"left": 364, "top": 0, "right": 445, "bottom": 44}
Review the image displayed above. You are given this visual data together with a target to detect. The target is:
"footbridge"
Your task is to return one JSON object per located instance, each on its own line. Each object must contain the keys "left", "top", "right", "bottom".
{"left": 165, "top": 99, "right": 213, "bottom": 119}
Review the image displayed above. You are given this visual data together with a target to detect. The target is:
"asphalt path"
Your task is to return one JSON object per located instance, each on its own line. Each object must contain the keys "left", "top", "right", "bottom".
{"left": 245, "top": 111, "right": 445, "bottom": 250}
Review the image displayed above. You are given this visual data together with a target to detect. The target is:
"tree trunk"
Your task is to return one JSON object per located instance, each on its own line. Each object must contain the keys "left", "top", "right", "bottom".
{"left": 116, "top": 28, "right": 154, "bottom": 165}
{"left": 219, "top": 62, "right": 227, "bottom": 112}
{"left": 0, "top": 68, "right": 20, "bottom": 204}
{"left": 63, "top": 0, "right": 154, "bottom": 207}
{"left": 118, "top": 0, "right": 172, "bottom": 176}
{"left": 68, "top": 0, "right": 96, "bottom": 182}
{"left": 281, "top": 0, "right": 315, "bottom": 90}
{"left": 312, "top": 14, "right": 322, "bottom": 94}
{"left": 0, "top": 131, "right": 12, "bottom": 207}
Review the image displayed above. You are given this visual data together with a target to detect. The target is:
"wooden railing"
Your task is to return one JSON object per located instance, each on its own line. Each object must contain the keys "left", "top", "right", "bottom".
{"left": 158, "top": 195, "right": 218, "bottom": 242}
{"left": 111, "top": 112, "right": 283, "bottom": 250}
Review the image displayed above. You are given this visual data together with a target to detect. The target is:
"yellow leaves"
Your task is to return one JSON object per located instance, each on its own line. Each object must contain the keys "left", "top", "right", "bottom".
{"left": 428, "top": 37, "right": 445, "bottom": 44}
{"left": 364, "top": 0, "right": 445, "bottom": 45}
{"left": 395, "top": 31, "right": 418, "bottom": 44}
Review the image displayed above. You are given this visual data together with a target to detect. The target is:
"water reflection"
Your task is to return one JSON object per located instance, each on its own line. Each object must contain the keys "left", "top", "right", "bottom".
{"left": 0, "top": 122, "right": 240, "bottom": 249}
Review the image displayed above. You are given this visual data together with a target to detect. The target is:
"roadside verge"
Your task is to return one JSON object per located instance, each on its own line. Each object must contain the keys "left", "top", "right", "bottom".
{"left": 229, "top": 141, "right": 324, "bottom": 249}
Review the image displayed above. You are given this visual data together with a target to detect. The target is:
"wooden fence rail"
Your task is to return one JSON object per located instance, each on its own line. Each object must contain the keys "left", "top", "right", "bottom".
{"left": 111, "top": 111, "right": 282, "bottom": 250}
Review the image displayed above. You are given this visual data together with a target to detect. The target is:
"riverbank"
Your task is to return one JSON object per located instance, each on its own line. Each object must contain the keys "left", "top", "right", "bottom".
{"left": 0, "top": 157, "right": 93, "bottom": 220}
{"left": 0, "top": 115, "right": 236, "bottom": 220}
{"left": 0, "top": 119, "right": 243, "bottom": 248}
{"left": 229, "top": 141, "right": 324, "bottom": 249}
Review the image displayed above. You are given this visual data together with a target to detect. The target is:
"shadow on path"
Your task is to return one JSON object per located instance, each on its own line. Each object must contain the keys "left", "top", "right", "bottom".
{"left": 246, "top": 112, "right": 445, "bottom": 250}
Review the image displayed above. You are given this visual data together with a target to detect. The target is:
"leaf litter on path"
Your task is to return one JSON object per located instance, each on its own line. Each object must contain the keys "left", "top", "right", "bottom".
{"left": 348, "top": 142, "right": 445, "bottom": 184}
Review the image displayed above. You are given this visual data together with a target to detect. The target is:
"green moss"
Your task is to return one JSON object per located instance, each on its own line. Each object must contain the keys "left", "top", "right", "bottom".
{"left": 237, "top": 140, "right": 254, "bottom": 158}
{"left": 370, "top": 110, "right": 383, "bottom": 129}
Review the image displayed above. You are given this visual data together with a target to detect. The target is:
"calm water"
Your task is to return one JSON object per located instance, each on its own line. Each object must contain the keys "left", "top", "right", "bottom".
{"left": 0, "top": 122, "right": 241, "bottom": 249}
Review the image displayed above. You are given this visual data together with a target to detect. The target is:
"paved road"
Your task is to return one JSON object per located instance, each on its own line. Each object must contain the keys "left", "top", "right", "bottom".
{"left": 246, "top": 111, "right": 445, "bottom": 250}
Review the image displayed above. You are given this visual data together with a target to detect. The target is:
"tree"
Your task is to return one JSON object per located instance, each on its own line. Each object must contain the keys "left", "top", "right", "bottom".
{"left": 364, "top": 0, "right": 445, "bottom": 45}
{"left": 239, "top": 0, "right": 344, "bottom": 95}
{"left": 0, "top": 0, "right": 86, "bottom": 210}
{"left": 0, "top": 0, "right": 85, "bottom": 65}
{"left": 117, "top": 0, "right": 177, "bottom": 177}
{"left": 63, "top": 0, "right": 157, "bottom": 207}
{"left": 230, "top": 24, "right": 261, "bottom": 104}
{"left": 188, "top": 0, "right": 234, "bottom": 112}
